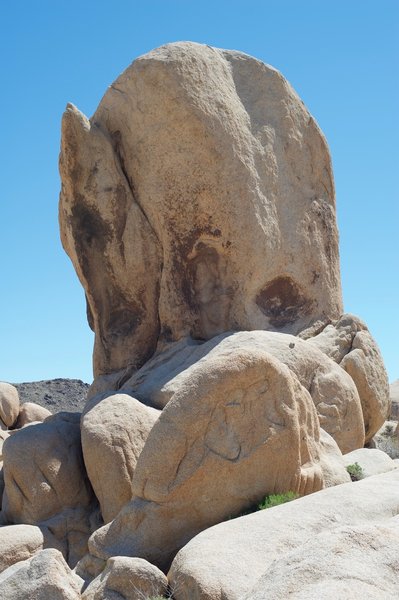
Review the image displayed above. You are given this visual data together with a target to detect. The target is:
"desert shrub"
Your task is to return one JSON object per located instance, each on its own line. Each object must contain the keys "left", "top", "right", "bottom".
{"left": 258, "top": 491, "right": 298, "bottom": 510}
{"left": 346, "top": 462, "right": 364, "bottom": 481}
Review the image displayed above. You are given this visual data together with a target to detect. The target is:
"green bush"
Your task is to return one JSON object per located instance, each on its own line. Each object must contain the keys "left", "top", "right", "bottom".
{"left": 258, "top": 491, "right": 298, "bottom": 510}
{"left": 346, "top": 462, "right": 364, "bottom": 481}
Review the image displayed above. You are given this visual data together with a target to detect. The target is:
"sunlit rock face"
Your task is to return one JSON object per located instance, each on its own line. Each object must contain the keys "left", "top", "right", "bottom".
{"left": 59, "top": 41, "right": 342, "bottom": 378}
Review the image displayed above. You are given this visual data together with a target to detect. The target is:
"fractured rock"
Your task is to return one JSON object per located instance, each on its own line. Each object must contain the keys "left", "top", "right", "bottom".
{"left": 306, "top": 314, "right": 390, "bottom": 442}
{"left": 88, "top": 348, "right": 341, "bottom": 570}
{"left": 59, "top": 41, "right": 343, "bottom": 378}
{"left": 2, "top": 412, "right": 95, "bottom": 565}
{"left": 81, "top": 393, "right": 160, "bottom": 523}
{"left": 120, "top": 330, "right": 364, "bottom": 453}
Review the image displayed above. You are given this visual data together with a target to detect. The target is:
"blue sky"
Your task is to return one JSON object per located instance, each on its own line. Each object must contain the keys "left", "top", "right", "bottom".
{"left": 0, "top": 0, "right": 398, "bottom": 383}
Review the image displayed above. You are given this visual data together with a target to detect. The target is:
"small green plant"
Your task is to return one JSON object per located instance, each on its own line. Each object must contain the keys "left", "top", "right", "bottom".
{"left": 346, "top": 462, "right": 364, "bottom": 481}
{"left": 258, "top": 491, "right": 298, "bottom": 510}
{"left": 384, "top": 423, "right": 394, "bottom": 436}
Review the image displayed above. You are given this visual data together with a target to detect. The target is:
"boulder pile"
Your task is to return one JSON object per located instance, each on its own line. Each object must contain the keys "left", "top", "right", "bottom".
{"left": 0, "top": 42, "right": 394, "bottom": 599}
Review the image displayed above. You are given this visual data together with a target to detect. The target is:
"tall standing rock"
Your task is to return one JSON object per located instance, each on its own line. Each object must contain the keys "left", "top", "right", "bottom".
{"left": 59, "top": 42, "right": 342, "bottom": 378}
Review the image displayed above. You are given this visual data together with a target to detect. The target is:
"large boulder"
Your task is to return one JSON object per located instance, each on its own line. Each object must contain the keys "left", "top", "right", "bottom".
{"left": 168, "top": 469, "right": 399, "bottom": 600}
{"left": 307, "top": 314, "right": 390, "bottom": 442}
{"left": 59, "top": 41, "right": 342, "bottom": 378}
{"left": 244, "top": 518, "right": 399, "bottom": 600}
{"left": 0, "top": 382, "right": 19, "bottom": 428}
{"left": 0, "top": 548, "right": 83, "bottom": 600}
{"left": 88, "top": 348, "right": 346, "bottom": 571}
{"left": 81, "top": 393, "right": 160, "bottom": 523}
{"left": 343, "top": 448, "right": 397, "bottom": 478}
{"left": 0, "top": 524, "right": 50, "bottom": 573}
{"left": 118, "top": 330, "right": 364, "bottom": 453}
{"left": 15, "top": 402, "right": 52, "bottom": 428}
{"left": 81, "top": 556, "right": 168, "bottom": 600}
{"left": 2, "top": 412, "right": 96, "bottom": 565}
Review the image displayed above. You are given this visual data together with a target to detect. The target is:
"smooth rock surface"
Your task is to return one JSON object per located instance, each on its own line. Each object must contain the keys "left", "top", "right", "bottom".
{"left": 88, "top": 348, "right": 341, "bottom": 570}
{"left": 0, "top": 382, "right": 19, "bottom": 428}
{"left": 81, "top": 393, "right": 160, "bottom": 523}
{"left": 15, "top": 402, "right": 52, "bottom": 428}
{"left": 168, "top": 469, "right": 399, "bottom": 600}
{"left": 82, "top": 556, "right": 168, "bottom": 600}
{"left": 60, "top": 41, "right": 342, "bottom": 378}
{"left": 0, "top": 548, "right": 83, "bottom": 600}
{"left": 307, "top": 314, "right": 390, "bottom": 442}
{"left": 244, "top": 517, "right": 399, "bottom": 600}
{"left": 343, "top": 448, "right": 397, "bottom": 478}
{"left": 121, "top": 330, "right": 364, "bottom": 453}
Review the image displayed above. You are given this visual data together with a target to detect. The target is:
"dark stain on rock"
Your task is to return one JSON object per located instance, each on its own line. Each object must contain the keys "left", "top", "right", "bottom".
{"left": 256, "top": 276, "right": 313, "bottom": 328}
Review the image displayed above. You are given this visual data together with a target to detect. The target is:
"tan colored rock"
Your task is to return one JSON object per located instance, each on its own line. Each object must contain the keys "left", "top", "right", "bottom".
{"left": 0, "top": 548, "right": 83, "bottom": 600}
{"left": 88, "top": 348, "right": 344, "bottom": 570}
{"left": 0, "top": 524, "right": 45, "bottom": 573}
{"left": 82, "top": 556, "right": 168, "bottom": 600}
{"left": 60, "top": 42, "right": 342, "bottom": 379}
{"left": 2, "top": 412, "right": 95, "bottom": 565}
{"left": 74, "top": 552, "right": 106, "bottom": 583}
{"left": 15, "top": 402, "right": 52, "bottom": 428}
{"left": 318, "top": 428, "right": 351, "bottom": 487}
{"left": 168, "top": 469, "right": 399, "bottom": 600}
{"left": 390, "top": 379, "right": 399, "bottom": 419}
{"left": 245, "top": 518, "right": 399, "bottom": 600}
{"left": 121, "top": 330, "right": 364, "bottom": 453}
{"left": 0, "top": 382, "right": 19, "bottom": 428}
{"left": 81, "top": 393, "right": 160, "bottom": 523}
{"left": 306, "top": 314, "right": 389, "bottom": 442}
{"left": 343, "top": 448, "right": 397, "bottom": 478}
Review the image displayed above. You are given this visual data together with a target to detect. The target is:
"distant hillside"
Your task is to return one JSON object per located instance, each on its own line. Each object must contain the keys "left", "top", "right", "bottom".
{"left": 13, "top": 378, "right": 89, "bottom": 413}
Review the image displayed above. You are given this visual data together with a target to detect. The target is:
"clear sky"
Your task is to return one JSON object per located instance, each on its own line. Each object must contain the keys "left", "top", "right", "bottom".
{"left": 0, "top": 0, "right": 398, "bottom": 384}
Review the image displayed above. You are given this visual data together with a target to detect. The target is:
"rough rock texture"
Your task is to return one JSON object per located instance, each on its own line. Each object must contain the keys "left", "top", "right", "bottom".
{"left": 0, "top": 524, "right": 46, "bottom": 573}
{"left": 2, "top": 412, "right": 95, "bottom": 565}
{"left": 14, "top": 378, "right": 89, "bottom": 413}
{"left": 81, "top": 393, "right": 160, "bottom": 523}
{"left": 88, "top": 348, "right": 345, "bottom": 571}
{"left": 0, "top": 382, "right": 19, "bottom": 427}
{"left": 343, "top": 448, "right": 397, "bottom": 478}
{"left": 306, "top": 314, "right": 390, "bottom": 442}
{"left": 318, "top": 428, "right": 351, "bottom": 487}
{"left": 117, "top": 331, "right": 364, "bottom": 453}
{"left": 82, "top": 556, "right": 168, "bottom": 600}
{"left": 390, "top": 380, "right": 399, "bottom": 420}
{"left": 244, "top": 518, "right": 399, "bottom": 600}
{"left": 168, "top": 469, "right": 399, "bottom": 600}
{"left": 15, "top": 402, "right": 52, "bottom": 428}
{"left": 0, "top": 548, "right": 83, "bottom": 600}
{"left": 59, "top": 41, "right": 343, "bottom": 378}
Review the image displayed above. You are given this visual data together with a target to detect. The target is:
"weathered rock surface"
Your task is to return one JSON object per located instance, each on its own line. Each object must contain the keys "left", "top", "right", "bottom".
{"left": 82, "top": 556, "right": 168, "bottom": 600}
{"left": 390, "top": 379, "right": 399, "bottom": 420}
{"left": 0, "top": 548, "right": 83, "bottom": 600}
{"left": 0, "top": 382, "right": 19, "bottom": 428}
{"left": 15, "top": 402, "right": 52, "bottom": 428}
{"left": 81, "top": 393, "right": 160, "bottom": 523}
{"left": 60, "top": 41, "right": 342, "bottom": 378}
{"left": 168, "top": 469, "right": 399, "bottom": 600}
{"left": 343, "top": 448, "right": 397, "bottom": 478}
{"left": 2, "top": 412, "right": 95, "bottom": 565}
{"left": 88, "top": 348, "right": 347, "bottom": 570}
{"left": 119, "top": 330, "right": 364, "bottom": 453}
{"left": 306, "top": 314, "right": 389, "bottom": 442}
{"left": 244, "top": 517, "right": 399, "bottom": 600}
{"left": 0, "top": 524, "right": 46, "bottom": 573}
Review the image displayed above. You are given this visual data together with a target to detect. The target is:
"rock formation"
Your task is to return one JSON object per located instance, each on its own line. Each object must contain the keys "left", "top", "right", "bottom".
{"left": 0, "top": 41, "right": 393, "bottom": 599}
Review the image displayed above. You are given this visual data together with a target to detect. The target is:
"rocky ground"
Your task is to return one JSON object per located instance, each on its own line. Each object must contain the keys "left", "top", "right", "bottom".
{"left": 13, "top": 379, "right": 89, "bottom": 413}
